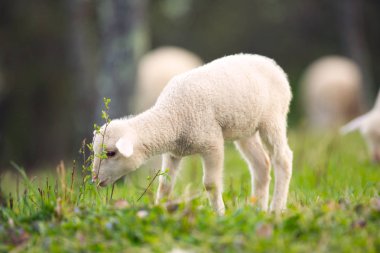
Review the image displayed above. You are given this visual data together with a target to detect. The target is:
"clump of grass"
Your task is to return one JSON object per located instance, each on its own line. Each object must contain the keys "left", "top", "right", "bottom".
{"left": 0, "top": 108, "right": 379, "bottom": 252}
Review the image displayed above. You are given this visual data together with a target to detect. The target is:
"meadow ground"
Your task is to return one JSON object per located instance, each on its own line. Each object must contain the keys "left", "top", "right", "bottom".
{"left": 0, "top": 130, "right": 379, "bottom": 253}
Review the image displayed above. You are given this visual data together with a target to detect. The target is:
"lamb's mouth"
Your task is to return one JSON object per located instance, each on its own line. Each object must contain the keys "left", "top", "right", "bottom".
{"left": 98, "top": 178, "right": 109, "bottom": 187}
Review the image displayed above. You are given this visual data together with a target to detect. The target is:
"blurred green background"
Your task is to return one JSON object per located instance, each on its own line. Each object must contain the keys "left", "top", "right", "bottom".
{"left": 0, "top": 0, "right": 379, "bottom": 170}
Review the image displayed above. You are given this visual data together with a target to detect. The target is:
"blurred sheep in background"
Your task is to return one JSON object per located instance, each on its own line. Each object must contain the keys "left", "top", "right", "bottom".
{"left": 132, "top": 46, "right": 203, "bottom": 113}
{"left": 300, "top": 56, "right": 364, "bottom": 130}
{"left": 341, "top": 91, "right": 380, "bottom": 163}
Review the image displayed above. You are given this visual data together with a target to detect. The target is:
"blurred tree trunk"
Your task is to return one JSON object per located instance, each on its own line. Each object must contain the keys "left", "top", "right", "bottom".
{"left": 96, "top": 0, "right": 147, "bottom": 119}
{"left": 338, "top": 0, "right": 374, "bottom": 107}
{"left": 66, "top": 0, "right": 98, "bottom": 146}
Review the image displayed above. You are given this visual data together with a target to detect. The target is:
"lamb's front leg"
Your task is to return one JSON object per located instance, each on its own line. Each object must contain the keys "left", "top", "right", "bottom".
{"left": 155, "top": 154, "right": 182, "bottom": 204}
{"left": 201, "top": 144, "right": 225, "bottom": 215}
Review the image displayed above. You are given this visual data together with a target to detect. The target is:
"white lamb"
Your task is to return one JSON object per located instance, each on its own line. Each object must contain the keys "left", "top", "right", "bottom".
{"left": 133, "top": 46, "right": 203, "bottom": 113}
{"left": 300, "top": 56, "right": 363, "bottom": 129}
{"left": 92, "top": 54, "right": 293, "bottom": 215}
{"left": 341, "top": 91, "right": 380, "bottom": 163}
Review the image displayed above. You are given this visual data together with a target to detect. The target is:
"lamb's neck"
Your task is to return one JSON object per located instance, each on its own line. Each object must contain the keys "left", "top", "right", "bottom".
{"left": 128, "top": 107, "right": 179, "bottom": 159}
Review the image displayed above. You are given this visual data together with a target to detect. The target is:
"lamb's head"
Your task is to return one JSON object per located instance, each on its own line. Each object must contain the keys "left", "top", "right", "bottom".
{"left": 92, "top": 120, "right": 142, "bottom": 186}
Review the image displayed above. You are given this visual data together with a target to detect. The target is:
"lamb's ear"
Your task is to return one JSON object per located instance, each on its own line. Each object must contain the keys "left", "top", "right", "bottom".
{"left": 116, "top": 138, "right": 134, "bottom": 157}
{"left": 340, "top": 114, "right": 368, "bottom": 135}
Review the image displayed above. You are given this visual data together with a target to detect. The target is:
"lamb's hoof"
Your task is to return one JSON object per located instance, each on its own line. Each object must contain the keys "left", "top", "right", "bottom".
{"left": 269, "top": 204, "right": 286, "bottom": 214}
{"left": 216, "top": 207, "right": 225, "bottom": 216}
{"left": 154, "top": 198, "right": 161, "bottom": 205}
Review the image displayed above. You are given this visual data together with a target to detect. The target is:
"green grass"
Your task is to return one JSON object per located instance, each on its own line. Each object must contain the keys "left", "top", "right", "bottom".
{"left": 0, "top": 130, "right": 379, "bottom": 253}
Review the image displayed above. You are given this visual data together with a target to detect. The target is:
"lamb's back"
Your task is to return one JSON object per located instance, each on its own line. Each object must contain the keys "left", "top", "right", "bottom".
{"left": 155, "top": 54, "right": 291, "bottom": 140}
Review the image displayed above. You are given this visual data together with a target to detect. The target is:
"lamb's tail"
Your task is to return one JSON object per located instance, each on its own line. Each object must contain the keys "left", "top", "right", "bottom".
{"left": 340, "top": 113, "right": 369, "bottom": 135}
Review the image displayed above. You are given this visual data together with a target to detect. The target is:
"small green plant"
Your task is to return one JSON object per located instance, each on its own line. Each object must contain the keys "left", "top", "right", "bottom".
{"left": 77, "top": 97, "right": 113, "bottom": 202}
{"left": 137, "top": 168, "right": 170, "bottom": 201}
{"left": 92, "top": 97, "right": 112, "bottom": 182}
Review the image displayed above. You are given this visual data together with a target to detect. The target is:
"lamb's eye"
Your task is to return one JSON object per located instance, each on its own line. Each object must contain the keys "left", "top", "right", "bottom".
{"left": 106, "top": 151, "right": 116, "bottom": 158}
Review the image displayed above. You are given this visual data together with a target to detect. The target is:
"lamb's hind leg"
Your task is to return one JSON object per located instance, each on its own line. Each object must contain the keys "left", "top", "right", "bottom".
{"left": 260, "top": 122, "right": 293, "bottom": 213}
{"left": 201, "top": 140, "right": 225, "bottom": 215}
{"left": 155, "top": 154, "right": 182, "bottom": 204}
{"left": 235, "top": 133, "right": 271, "bottom": 211}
